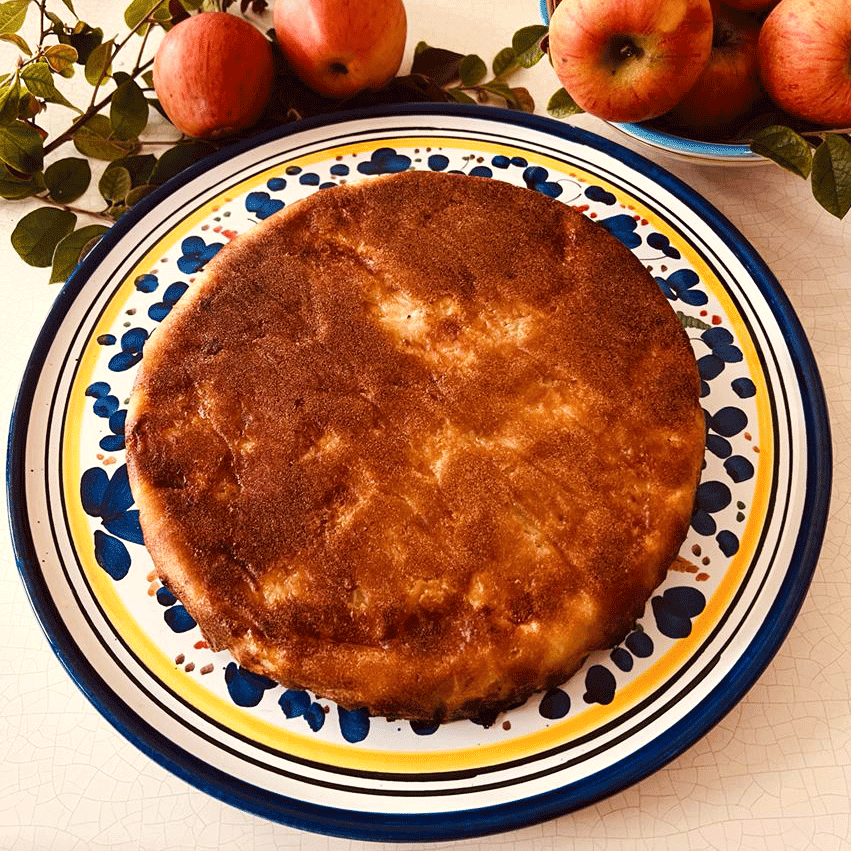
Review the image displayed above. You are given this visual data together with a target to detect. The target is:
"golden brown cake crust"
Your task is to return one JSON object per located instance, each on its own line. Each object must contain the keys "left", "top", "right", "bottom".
{"left": 125, "top": 171, "right": 705, "bottom": 722}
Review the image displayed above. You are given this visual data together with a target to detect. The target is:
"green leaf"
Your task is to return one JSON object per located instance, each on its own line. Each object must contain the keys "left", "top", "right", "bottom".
{"left": 149, "top": 140, "right": 215, "bottom": 185}
{"left": 44, "top": 43, "right": 78, "bottom": 73}
{"left": 0, "top": 120, "right": 43, "bottom": 173}
{"left": 547, "top": 87, "right": 584, "bottom": 118}
{"left": 11, "top": 207, "right": 76, "bottom": 267}
{"left": 106, "top": 202, "right": 128, "bottom": 220}
{"left": 109, "top": 152, "right": 156, "bottom": 187}
{"left": 59, "top": 22, "right": 103, "bottom": 65}
{"left": 124, "top": 0, "right": 170, "bottom": 34}
{"left": 59, "top": 0, "right": 76, "bottom": 15}
{"left": 73, "top": 113, "right": 138, "bottom": 160}
{"left": 21, "top": 61, "right": 80, "bottom": 111}
{"left": 45, "top": 9, "right": 64, "bottom": 30}
{"left": 750, "top": 125, "right": 812, "bottom": 179}
{"left": 447, "top": 88, "right": 477, "bottom": 105}
{"left": 0, "top": 78, "right": 20, "bottom": 124}
{"left": 414, "top": 40, "right": 429, "bottom": 56}
{"left": 79, "top": 232, "right": 104, "bottom": 260}
{"left": 492, "top": 46, "right": 516, "bottom": 78}
{"left": 84, "top": 38, "right": 113, "bottom": 85}
{"left": 511, "top": 24, "right": 548, "bottom": 68}
{"left": 125, "top": 182, "right": 154, "bottom": 206}
{"left": 16, "top": 90, "right": 40, "bottom": 119}
{"left": 50, "top": 224, "right": 108, "bottom": 283}
{"left": 677, "top": 311, "right": 712, "bottom": 331}
{"left": 458, "top": 54, "right": 487, "bottom": 87}
{"left": 0, "top": 31, "right": 30, "bottom": 54}
{"left": 110, "top": 78, "right": 148, "bottom": 140}
{"left": 811, "top": 133, "right": 851, "bottom": 219}
{"left": 0, "top": 0, "right": 30, "bottom": 34}
{"left": 44, "top": 156, "right": 90, "bottom": 202}
{"left": 480, "top": 80, "right": 518, "bottom": 106}
{"left": 20, "top": 61, "right": 56, "bottom": 95}
{"left": 512, "top": 24, "right": 548, "bottom": 54}
{"left": 141, "top": 68, "right": 154, "bottom": 88}
{"left": 98, "top": 164, "right": 131, "bottom": 202}
{"left": 0, "top": 168, "right": 43, "bottom": 199}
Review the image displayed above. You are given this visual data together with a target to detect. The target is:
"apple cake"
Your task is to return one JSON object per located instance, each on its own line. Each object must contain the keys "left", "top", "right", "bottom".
{"left": 125, "top": 170, "right": 705, "bottom": 723}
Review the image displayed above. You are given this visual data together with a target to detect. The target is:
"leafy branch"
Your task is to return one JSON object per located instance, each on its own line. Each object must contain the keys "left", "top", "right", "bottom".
{"left": 0, "top": 0, "right": 214, "bottom": 280}
{"left": 411, "top": 25, "right": 549, "bottom": 113}
{"left": 3, "top": 0, "right": 465, "bottom": 284}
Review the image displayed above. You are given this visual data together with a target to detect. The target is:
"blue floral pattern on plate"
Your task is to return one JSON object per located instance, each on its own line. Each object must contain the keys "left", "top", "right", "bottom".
{"left": 76, "top": 143, "right": 761, "bottom": 742}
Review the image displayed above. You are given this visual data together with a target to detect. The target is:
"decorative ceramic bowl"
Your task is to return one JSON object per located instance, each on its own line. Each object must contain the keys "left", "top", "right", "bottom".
{"left": 539, "top": 0, "right": 766, "bottom": 166}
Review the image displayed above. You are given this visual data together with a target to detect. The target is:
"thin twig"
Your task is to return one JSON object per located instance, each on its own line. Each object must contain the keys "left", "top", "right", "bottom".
{"left": 139, "top": 138, "right": 186, "bottom": 146}
{"left": 133, "top": 18, "right": 154, "bottom": 76}
{"left": 802, "top": 127, "right": 851, "bottom": 141}
{"left": 115, "top": 0, "right": 169, "bottom": 54}
{"left": 36, "top": 193, "right": 113, "bottom": 222}
{"left": 86, "top": 48, "right": 113, "bottom": 111}
{"left": 37, "top": 0, "right": 46, "bottom": 44}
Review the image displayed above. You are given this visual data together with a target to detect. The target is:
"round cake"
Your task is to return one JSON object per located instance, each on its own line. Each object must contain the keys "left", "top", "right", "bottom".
{"left": 125, "top": 170, "right": 705, "bottom": 723}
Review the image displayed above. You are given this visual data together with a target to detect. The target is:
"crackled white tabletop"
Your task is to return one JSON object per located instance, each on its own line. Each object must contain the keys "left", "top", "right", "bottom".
{"left": 2, "top": 2, "right": 850, "bottom": 849}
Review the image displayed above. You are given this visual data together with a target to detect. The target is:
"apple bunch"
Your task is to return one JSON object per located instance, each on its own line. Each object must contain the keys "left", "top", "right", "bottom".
{"left": 548, "top": 0, "right": 851, "bottom": 139}
{"left": 153, "top": 0, "right": 407, "bottom": 139}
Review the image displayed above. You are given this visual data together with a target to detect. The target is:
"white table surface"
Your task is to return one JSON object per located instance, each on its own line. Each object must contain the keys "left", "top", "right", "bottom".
{"left": 2, "top": 2, "right": 850, "bottom": 849}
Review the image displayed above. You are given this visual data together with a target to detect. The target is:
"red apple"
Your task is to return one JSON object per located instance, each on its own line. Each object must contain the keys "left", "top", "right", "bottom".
{"left": 758, "top": 0, "right": 851, "bottom": 127}
{"left": 548, "top": 0, "right": 714, "bottom": 123}
{"left": 274, "top": 0, "right": 407, "bottom": 99}
{"left": 663, "top": 1, "right": 765, "bottom": 138}
{"left": 153, "top": 12, "right": 274, "bottom": 139}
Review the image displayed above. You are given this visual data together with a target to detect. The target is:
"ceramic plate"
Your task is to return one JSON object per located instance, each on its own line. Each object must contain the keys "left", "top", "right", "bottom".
{"left": 8, "top": 105, "right": 830, "bottom": 841}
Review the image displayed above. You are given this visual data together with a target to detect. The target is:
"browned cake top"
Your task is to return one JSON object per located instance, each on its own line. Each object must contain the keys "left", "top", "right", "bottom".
{"left": 126, "top": 171, "right": 705, "bottom": 722}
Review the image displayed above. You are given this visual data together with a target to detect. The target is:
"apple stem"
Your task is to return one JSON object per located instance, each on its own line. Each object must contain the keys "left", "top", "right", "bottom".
{"left": 713, "top": 26, "right": 734, "bottom": 50}
{"left": 604, "top": 37, "right": 643, "bottom": 72}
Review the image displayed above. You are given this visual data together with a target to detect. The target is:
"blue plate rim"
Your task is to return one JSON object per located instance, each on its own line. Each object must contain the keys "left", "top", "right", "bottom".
{"left": 6, "top": 102, "right": 832, "bottom": 841}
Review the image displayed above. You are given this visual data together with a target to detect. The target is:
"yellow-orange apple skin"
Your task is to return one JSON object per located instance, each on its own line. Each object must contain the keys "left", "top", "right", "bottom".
{"left": 758, "top": 0, "right": 851, "bottom": 126}
{"left": 274, "top": 0, "right": 407, "bottom": 99}
{"left": 153, "top": 12, "right": 274, "bottom": 139}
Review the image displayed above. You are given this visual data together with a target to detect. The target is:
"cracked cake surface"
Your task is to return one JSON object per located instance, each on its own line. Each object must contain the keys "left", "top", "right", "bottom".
{"left": 125, "top": 171, "right": 705, "bottom": 723}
